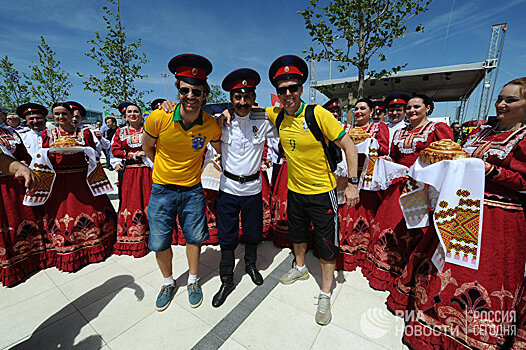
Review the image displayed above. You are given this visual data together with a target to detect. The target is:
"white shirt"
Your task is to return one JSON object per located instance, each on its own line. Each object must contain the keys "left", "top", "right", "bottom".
{"left": 267, "top": 137, "right": 283, "bottom": 165}
{"left": 219, "top": 111, "right": 278, "bottom": 196}
{"left": 20, "top": 128, "right": 45, "bottom": 159}
{"left": 8, "top": 125, "right": 29, "bottom": 133}
{"left": 388, "top": 120, "right": 407, "bottom": 154}
{"left": 81, "top": 126, "right": 110, "bottom": 157}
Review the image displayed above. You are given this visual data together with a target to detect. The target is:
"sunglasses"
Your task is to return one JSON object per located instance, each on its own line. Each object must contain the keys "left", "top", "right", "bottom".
{"left": 179, "top": 87, "right": 203, "bottom": 97}
{"left": 276, "top": 84, "right": 301, "bottom": 95}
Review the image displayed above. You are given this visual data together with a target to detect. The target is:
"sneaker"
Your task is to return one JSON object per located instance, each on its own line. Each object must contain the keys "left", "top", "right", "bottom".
{"left": 187, "top": 281, "right": 203, "bottom": 308}
{"left": 315, "top": 294, "right": 332, "bottom": 325}
{"left": 279, "top": 266, "right": 309, "bottom": 284}
{"left": 155, "top": 283, "right": 176, "bottom": 312}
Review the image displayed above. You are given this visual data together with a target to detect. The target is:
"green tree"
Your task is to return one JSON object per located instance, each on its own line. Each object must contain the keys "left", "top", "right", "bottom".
{"left": 299, "top": 0, "right": 431, "bottom": 98}
{"left": 79, "top": 0, "right": 152, "bottom": 110}
{"left": 0, "top": 55, "right": 30, "bottom": 112}
{"left": 207, "top": 84, "right": 229, "bottom": 104}
{"left": 25, "top": 36, "right": 72, "bottom": 106}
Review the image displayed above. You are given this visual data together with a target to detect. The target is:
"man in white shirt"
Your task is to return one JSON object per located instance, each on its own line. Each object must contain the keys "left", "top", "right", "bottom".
{"left": 17, "top": 103, "right": 48, "bottom": 159}
{"left": 6, "top": 114, "right": 29, "bottom": 133}
{"left": 212, "top": 68, "right": 278, "bottom": 307}
{"left": 385, "top": 92, "right": 410, "bottom": 152}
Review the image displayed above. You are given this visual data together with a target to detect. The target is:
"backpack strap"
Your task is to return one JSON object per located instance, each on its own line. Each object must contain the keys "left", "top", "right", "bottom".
{"left": 304, "top": 105, "right": 323, "bottom": 141}
{"left": 305, "top": 104, "right": 336, "bottom": 171}
{"left": 275, "top": 109, "right": 285, "bottom": 131}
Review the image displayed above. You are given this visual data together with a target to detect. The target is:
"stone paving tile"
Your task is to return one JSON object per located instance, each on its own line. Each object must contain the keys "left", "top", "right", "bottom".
{"left": 0, "top": 287, "right": 77, "bottom": 349}
{"left": 107, "top": 302, "right": 211, "bottom": 350}
{"left": 6, "top": 311, "right": 105, "bottom": 350}
{"left": 331, "top": 285, "right": 405, "bottom": 349}
{"left": 312, "top": 322, "right": 389, "bottom": 349}
{"left": 78, "top": 277, "right": 158, "bottom": 343}
{"left": 57, "top": 261, "right": 139, "bottom": 310}
{"left": 230, "top": 296, "right": 322, "bottom": 350}
{"left": 0, "top": 269, "right": 56, "bottom": 311}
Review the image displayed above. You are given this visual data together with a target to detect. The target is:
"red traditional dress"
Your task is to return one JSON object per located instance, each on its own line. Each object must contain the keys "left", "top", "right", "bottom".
{"left": 0, "top": 128, "right": 46, "bottom": 287}
{"left": 111, "top": 127, "right": 152, "bottom": 257}
{"left": 271, "top": 161, "right": 292, "bottom": 247}
{"left": 361, "top": 121, "right": 453, "bottom": 291}
{"left": 41, "top": 128, "right": 116, "bottom": 271}
{"left": 338, "top": 122, "right": 389, "bottom": 271}
{"left": 401, "top": 125, "right": 526, "bottom": 349}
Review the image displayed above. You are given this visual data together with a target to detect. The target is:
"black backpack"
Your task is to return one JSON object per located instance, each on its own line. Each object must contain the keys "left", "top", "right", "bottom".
{"left": 275, "top": 104, "right": 343, "bottom": 172}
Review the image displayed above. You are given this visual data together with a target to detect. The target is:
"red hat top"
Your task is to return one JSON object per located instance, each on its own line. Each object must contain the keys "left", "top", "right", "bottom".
{"left": 168, "top": 54, "right": 213, "bottom": 86}
{"left": 323, "top": 98, "right": 339, "bottom": 111}
{"left": 222, "top": 68, "right": 261, "bottom": 92}
{"left": 16, "top": 102, "right": 48, "bottom": 118}
{"left": 384, "top": 92, "right": 410, "bottom": 107}
{"left": 268, "top": 55, "right": 308, "bottom": 87}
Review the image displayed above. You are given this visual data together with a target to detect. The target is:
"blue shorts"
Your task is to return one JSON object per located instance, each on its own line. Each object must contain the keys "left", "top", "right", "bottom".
{"left": 148, "top": 182, "right": 209, "bottom": 252}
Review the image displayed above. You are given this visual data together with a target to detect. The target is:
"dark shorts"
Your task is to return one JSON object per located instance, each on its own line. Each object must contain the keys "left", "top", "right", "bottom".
{"left": 148, "top": 182, "right": 209, "bottom": 252}
{"left": 216, "top": 190, "right": 263, "bottom": 249}
{"left": 287, "top": 188, "right": 339, "bottom": 261}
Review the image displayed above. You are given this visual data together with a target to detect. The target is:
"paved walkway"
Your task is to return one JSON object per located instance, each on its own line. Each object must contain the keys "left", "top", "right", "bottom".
{"left": 1, "top": 168, "right": 409, "bottom": 350}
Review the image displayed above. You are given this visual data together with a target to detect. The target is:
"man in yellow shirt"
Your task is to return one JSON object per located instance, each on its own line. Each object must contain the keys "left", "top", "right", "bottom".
{"left": 142, "top": 54, "right": 221, "bottom": 311}
{"left": 268, "top": 55, "right": 359, "bottom": 325}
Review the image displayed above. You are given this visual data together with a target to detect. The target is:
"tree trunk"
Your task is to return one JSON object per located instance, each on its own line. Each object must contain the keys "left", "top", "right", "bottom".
{"left": 357, "top": 7, "right": 365, "bottom": 99}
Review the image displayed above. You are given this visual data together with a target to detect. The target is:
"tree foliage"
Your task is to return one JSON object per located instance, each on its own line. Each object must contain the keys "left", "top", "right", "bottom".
{"left": 79, "top": 0, "right": 152, "bottom": 110}
{"left": 0, "top": 55, "right": 30, "bottom": 112}
{"left": 25, "top": 36, "right": 72, "bottom": 107}
{"left": 207, "top": 84, "right": 229, "bottom": 104}
{"left": 299, "top": 0, "right": 431, "bottom": 98}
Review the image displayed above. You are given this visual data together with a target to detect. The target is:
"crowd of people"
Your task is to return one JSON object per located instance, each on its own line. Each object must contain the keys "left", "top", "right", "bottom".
{"left": 1, "top": 52, "right": 525, "bottom": 349}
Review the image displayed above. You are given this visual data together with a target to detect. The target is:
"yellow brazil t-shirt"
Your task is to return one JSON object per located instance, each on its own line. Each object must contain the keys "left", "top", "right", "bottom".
{"left": 266, "top": 103, "right": 345, "bottom": 195}
{"left": 144, "top": 104, "right": 221, "bottom": 186}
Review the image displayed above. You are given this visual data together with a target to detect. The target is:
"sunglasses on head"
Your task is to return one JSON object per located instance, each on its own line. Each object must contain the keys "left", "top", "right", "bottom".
{"left": 276, "top": 84, "right": 301, "bottom": 95}
{"left": 179, "top": 87, "right": 203, "bottom": 97}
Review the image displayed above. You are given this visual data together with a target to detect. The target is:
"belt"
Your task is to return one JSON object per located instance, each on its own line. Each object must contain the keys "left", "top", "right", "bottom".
{"left": 164, "top": 182, "right": 201, "bottom": 192}
{"left": 223, "top": 170, "right": 260, "bottom": 184}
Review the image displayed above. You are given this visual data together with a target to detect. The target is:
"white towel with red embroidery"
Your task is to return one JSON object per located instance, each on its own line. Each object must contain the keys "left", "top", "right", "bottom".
{"left": 399, "top": 158, "right": 485, "bottom": 271}
{"left": 23, "top": 148, "right": 113, "bottom": 206}
{"left": 335, "top": 138, "right": 379, "bottom": 204}
{"left": 365, "top": 158, "right": 409, "bottom": 191}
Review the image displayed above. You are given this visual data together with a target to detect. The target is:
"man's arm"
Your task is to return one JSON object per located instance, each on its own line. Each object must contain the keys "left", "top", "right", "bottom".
{"left": 142, "top": 131, "right": 157, "bottom": 161}
{"left": 0, "top": 153, "right": 37, "bottom": 190}
{"left": 334, "top": 134, "right": 360, "bottom": 207}
{"left": 210, "top": 140, "right": 221, "bottom": 154}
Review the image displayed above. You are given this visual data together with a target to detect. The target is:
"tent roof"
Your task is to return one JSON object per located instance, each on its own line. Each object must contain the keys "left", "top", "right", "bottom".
{"left": 313, "top": 62, "right": 486, "bottom": 102}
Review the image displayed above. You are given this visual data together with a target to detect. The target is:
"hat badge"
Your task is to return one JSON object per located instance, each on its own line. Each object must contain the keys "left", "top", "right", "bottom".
{"left": 192, "top": 68, "right": 198, "bottom": 76}
{"left": 393, "top": 99, "right": 398, "bottom": 103}
{"left": 284, "top": 66, "right": 290, "bottom": 73}
{"left": 242, "top": 80, "right": 247, "bottom": 87}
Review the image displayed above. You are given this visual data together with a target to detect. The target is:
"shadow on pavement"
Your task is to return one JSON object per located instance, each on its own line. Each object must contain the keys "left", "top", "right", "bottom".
{"left": 11, "top": 275, "right": 143, "bottom": 350}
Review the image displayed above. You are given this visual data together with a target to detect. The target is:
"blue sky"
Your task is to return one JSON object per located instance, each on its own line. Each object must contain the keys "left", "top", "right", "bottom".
{"left": 1, "top": 0, "right": 525, "bottom": 121}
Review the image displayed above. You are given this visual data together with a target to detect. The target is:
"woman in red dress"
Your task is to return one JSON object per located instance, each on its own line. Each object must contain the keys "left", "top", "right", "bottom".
{"left": 41, "top": 102, "right": 116, "bottom": 271}
{"left": 339, "top": 98, "right": 389, "bottom": 271}
{"left": 0, "top": 104, "right": 46, "bottom": 286}
{"left": 402, "top": 79, "right": 526, "bottom": 349}
{"left": 361, "top": 94, "right": 453, "bottom": 291}
{"left": 111, "top": 103, "right": 153, "bottom": 257}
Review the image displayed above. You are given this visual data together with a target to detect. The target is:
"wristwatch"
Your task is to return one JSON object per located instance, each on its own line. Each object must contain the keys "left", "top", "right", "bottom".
{"left": 348, "top": 177, "right": 359, "bottom": 185}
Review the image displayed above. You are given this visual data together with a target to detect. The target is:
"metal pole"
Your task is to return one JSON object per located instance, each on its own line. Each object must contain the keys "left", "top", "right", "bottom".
{"left": 160, "top": 73, "right": 169, "bottom": 99}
